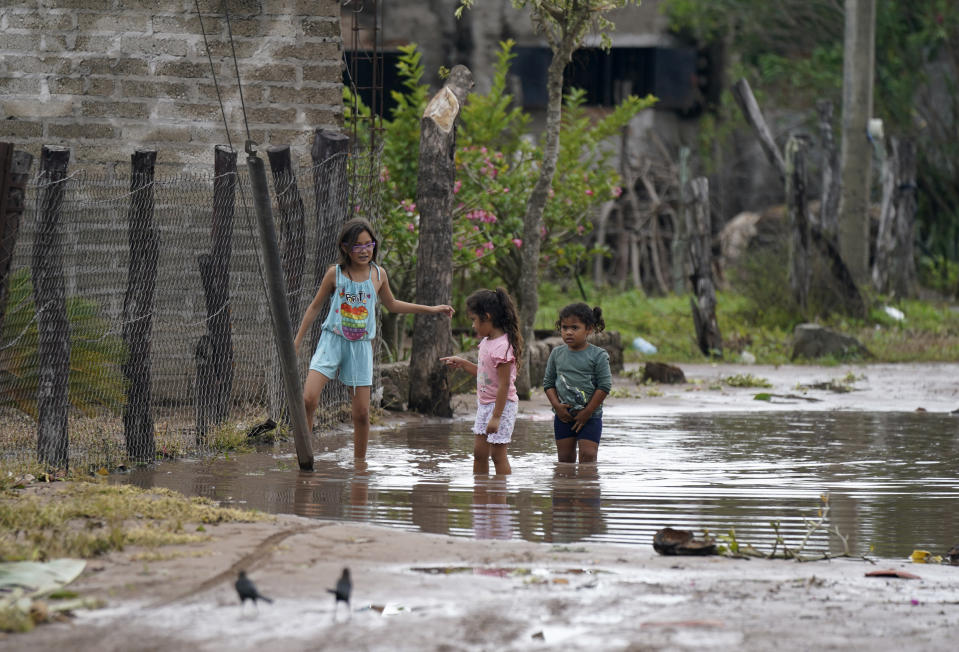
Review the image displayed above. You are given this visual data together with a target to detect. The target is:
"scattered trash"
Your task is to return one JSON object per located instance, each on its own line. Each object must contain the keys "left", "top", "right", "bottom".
{"left": 739, "top": 351, "right": 756, "bottom": 364}
{"left": 946, "top": 543, "right": 959, "bottom": 564}
{"left": 883, "top": 305, "right": 905, "bottom": 321}
{"left": 652, "top": 528, "right": 717, "bottom": 556}
{"left": 632, "top": 336, "right": 657, "bottom": 354}
{"left": 865, "top": 569, "right": 921, "bottom": 579}
{"left": 910, "top": 550, "right": 942, "bottom": 564}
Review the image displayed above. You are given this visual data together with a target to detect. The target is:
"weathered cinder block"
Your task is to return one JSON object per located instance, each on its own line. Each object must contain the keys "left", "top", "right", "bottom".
{"left": 78, "top": 12, "right": 150, "bottom": 32}
{"left": 0, "top": 119, "right": 44, "bottom": 138}
{"left": 48, "top": 122, "right": 117, "bottom": 139}
{"left": 7, "top": 12, "right": 75, "bottom": 30}
{"left": 302, "top": 63, "right": 341, "bottom": 83}
{"left": 121, "top": 36, "right": 190, "bottom": 58}
{"left": 76, "top": 57, "right": 150, "bottom": 76}
{"left": 153, "top": 60, "right": 210, "bottom": 79}
{"left": 269, "top": 85, "right": 341, "bottom": 106}
{"left": 120, "top": 124, "right": 194, "bottom": 143}
{"left": 81, "top": 99, "right": 150, "bottom": 119}
{"left": 120, "top": 80, "right": 190, "bottom": 100}
{"left": 49, "top": 76, "right": 84, "bottom": 94}
{"left": 0, "top": 77, "right": 42, "bottom": 94}
{"left": 244, "top": 106, "right": 298, "bottom": 125}
{"left": 302, "top": 18, "right": 340, "bottom": 38}
{"left": 272, "top": 41, "right": 339, "bottom": 61}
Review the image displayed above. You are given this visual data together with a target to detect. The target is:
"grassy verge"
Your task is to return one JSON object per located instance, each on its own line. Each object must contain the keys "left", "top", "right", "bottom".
{"left": 535, "top": 282, "right": 959, "bottom": 364}
{"left": 0, "top": 480, "right": 269, "bottom": 562}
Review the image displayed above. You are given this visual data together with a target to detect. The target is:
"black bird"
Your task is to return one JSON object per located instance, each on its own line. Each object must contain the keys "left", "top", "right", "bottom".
{"left": 327, "top": 568, "right": 352, "bottom": 617}
{"left": 235, "top": 570, "right": 273, "bottom": 607}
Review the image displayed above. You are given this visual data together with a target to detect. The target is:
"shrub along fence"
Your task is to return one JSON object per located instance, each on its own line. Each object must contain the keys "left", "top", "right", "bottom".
{"left": 0, "top": 130, "right": 376, "bottom": 473}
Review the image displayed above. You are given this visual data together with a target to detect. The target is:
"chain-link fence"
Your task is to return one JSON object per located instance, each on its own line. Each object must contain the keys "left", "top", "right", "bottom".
{"left": 0, "top": 138, "right": 383, "bottom": 473}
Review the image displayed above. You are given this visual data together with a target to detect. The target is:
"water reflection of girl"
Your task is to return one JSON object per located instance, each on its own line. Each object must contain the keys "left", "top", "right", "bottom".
{"left": 545, "top": 464, "right": 606, "bottom": 544}
{"left": 472, "top": 475, "right": 513, "bottom": 540}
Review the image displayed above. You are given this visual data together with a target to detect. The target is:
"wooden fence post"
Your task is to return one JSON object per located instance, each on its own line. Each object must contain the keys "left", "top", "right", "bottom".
{"left": 0, "top": 143, "right": 33, "bottom": 334}
{"left": 409, "top": 65, "right": 473, "bottom": 416}
{"left": 309, "top": 129, "right": 349, "bottom": 354}
{"left": 122, "top": 149, "right": 158, "bottom": 463}
{"left": 266, "top": 145, "right": 306, "bottom": 325}
{"left": 816, "top": 100, "right": 841, "bottom": 243}
{"left": 34, "top": 145, "right": 71, "bottom": 468}
{"left": 686, "top": 176, "right": 722, "bottom": 358}
{"left": 196, "top": 145, "right": 236, "bottom": 441}
{"left": 873, "top": 137, "right": 918, "bottom": 297}
{"left": 786, "top": 135, "right": 811, "bottom": 316}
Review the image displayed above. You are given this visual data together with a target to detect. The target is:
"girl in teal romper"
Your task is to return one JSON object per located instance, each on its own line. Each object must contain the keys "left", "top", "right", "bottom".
{"left": 294, "top": 218, "right": 454, "bottom": 460}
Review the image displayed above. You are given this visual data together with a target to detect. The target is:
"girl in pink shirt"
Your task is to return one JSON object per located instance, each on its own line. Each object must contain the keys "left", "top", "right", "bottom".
{"left": 441, "top": 288, "right": 523, "bottom": 475}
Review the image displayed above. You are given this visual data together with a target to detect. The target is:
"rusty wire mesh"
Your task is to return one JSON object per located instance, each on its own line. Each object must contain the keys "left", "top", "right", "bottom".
{"left": 0, "top": 143, "right": 383, "bottom": 473}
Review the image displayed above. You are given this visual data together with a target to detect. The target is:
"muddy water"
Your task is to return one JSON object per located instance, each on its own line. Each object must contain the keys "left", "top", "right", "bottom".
{"left": 122, "top": 410, "right": 959, "bottom": 558}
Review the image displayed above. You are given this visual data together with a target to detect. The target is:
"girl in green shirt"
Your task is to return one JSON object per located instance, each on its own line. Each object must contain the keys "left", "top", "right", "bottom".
{"left": 543, "top": 303, "right": 612, "bottom": 463}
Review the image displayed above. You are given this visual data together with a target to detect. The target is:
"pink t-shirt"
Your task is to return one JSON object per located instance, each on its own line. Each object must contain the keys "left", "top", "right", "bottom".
{"left": 476, "top": 333, "right": 518, "bottom": 404}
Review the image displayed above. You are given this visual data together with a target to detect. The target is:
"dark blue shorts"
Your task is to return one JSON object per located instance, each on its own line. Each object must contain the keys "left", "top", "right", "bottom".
{"left": 553, "top": 415, "right": 603, "bottom": 444}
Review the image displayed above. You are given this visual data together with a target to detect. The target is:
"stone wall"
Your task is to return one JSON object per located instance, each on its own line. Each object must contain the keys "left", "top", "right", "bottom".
{"left": 0, "top": 0, "right": 342, "bottom": 172}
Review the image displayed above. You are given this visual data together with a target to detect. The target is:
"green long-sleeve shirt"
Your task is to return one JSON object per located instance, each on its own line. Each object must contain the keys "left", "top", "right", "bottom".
{"left": 542, "top": 343, "right": 612, "bottom": 417}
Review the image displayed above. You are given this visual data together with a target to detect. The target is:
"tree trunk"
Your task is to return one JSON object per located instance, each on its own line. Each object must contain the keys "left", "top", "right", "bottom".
{"left": 409, "top": 65, "right": 473, "bottom": 416}
{"left": 516, "top": 41, "right": 576, "bottom": 399}
{"left": 685, "top": 177, "right": 722, "bottom": 358}
{"left": 122, "top": 149, "right": 158, "bottom": 463}
{"left": 786, "top": 136, "right": 811, "bottom": 316}
{"left": 872, "top": 137, "right": 918, "bottom": 297}
{"left": 0, "top": 144, "right": 33, "bottom": 333}
{"left": 34, "top": 146, "right": 71, "bottom": 468}
{"left": 837, "top": 0, "right": 876, "bottom": 284}
{"left": 732, "top": 78, "right": 786, "bottom": 182}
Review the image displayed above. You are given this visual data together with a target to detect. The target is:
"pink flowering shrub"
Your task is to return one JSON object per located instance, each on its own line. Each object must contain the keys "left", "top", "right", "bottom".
{"left": 346, "top": 41, "right": 654, "bottom": 322}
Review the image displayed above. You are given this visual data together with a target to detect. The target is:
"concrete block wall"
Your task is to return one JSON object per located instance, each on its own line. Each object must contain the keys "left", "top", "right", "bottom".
{"left": 0, "top": 0, "right": 343, "bottom": 172}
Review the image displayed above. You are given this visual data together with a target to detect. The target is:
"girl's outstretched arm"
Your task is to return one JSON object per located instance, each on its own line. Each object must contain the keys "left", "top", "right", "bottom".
{"left": 440, "top": 356, "right": 477, "bottom": 376}
{"left": 293, "top": 265, "right": 336, "bottom": 353}
{"left": 377, "top": 267, "right": 454, "bottom": 317}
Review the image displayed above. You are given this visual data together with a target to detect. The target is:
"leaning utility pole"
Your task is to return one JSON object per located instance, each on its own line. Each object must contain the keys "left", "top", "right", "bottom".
{"left": 837, "top": 0, "right": 876, "bottom": 285}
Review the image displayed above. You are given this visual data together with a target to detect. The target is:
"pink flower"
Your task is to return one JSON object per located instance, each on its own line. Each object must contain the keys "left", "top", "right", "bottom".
{"left": 407, "top": 223, "right": 416, "bottom": 232}
{"left": 379, "top": 167, "right": 390, "bottom": 182}
{"left": 577, "top": 225, "right": 584, "bottom": 234}
{"left": 611, "top": 186, "right": 623, "bottom": 198}
{"left": 475, "top": 248, "right": 484, "bottom": 257}
{"left": 512, "top": 238, "right": 522, "bottom": 248}
{"left": 484, "top": 241, "right": 494, "bottom": 250}
{"left": 502, "top": 187, "right": 509, "bottom": 193}
{"left": 453, "top": 180, "right": 462, "bottom": 194}
{"left": 585, "top": 189, "right": 594, "bottom": 196}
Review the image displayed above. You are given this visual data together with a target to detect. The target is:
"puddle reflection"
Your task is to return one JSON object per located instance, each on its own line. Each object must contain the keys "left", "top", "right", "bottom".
{"left": 120, "top": 411, "right": 959, "bottom": 558}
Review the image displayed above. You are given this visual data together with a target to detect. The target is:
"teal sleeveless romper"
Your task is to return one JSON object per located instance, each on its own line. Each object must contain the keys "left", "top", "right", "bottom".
{"left": 309, "top": 264, "right": 380, "bottom": 386}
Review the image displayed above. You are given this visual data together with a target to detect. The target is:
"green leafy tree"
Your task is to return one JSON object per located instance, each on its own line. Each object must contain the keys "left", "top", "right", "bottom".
{"left": 458, "top": 0, "right": 646, "bottom": 396}
{"left": 346, "top": 41, "right": 653, "bottom": 358}
{"left": 663, "top": 0, "right": 959, "bottom": 295}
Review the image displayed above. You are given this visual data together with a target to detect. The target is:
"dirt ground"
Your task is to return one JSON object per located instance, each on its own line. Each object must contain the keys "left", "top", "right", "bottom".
{"left": 4, "top": 362, "right": 959, "bottom": 651}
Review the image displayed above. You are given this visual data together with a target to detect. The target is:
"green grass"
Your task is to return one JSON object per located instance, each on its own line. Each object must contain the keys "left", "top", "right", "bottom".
{"left": 534, "top": 281, "right": 959, "bottom": 364}
{"left": 0, "top": 482, "right": 268, "bottom": 562}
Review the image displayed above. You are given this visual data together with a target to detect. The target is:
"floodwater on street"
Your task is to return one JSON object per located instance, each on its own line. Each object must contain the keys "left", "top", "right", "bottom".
{"left": 121, "top": 410, "right": 959, "bottom": 559}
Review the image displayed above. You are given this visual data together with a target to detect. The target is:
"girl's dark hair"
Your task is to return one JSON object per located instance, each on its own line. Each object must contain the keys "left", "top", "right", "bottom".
{"left": 556, "top": 302, "right": 605, "bottom": 333}
{"left": 466, "top": 287, "right": 524, "bottom": 367}
{"left": 336, "top": 217, "right": 378, "bottom": 266}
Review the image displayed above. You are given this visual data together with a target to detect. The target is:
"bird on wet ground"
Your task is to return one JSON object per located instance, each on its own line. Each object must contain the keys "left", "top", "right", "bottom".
{"left": 327, "top": 567, "right": 352, "bottom": 619}
{"left": 235, "top": 570, "right": 273, "bottom": 610}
